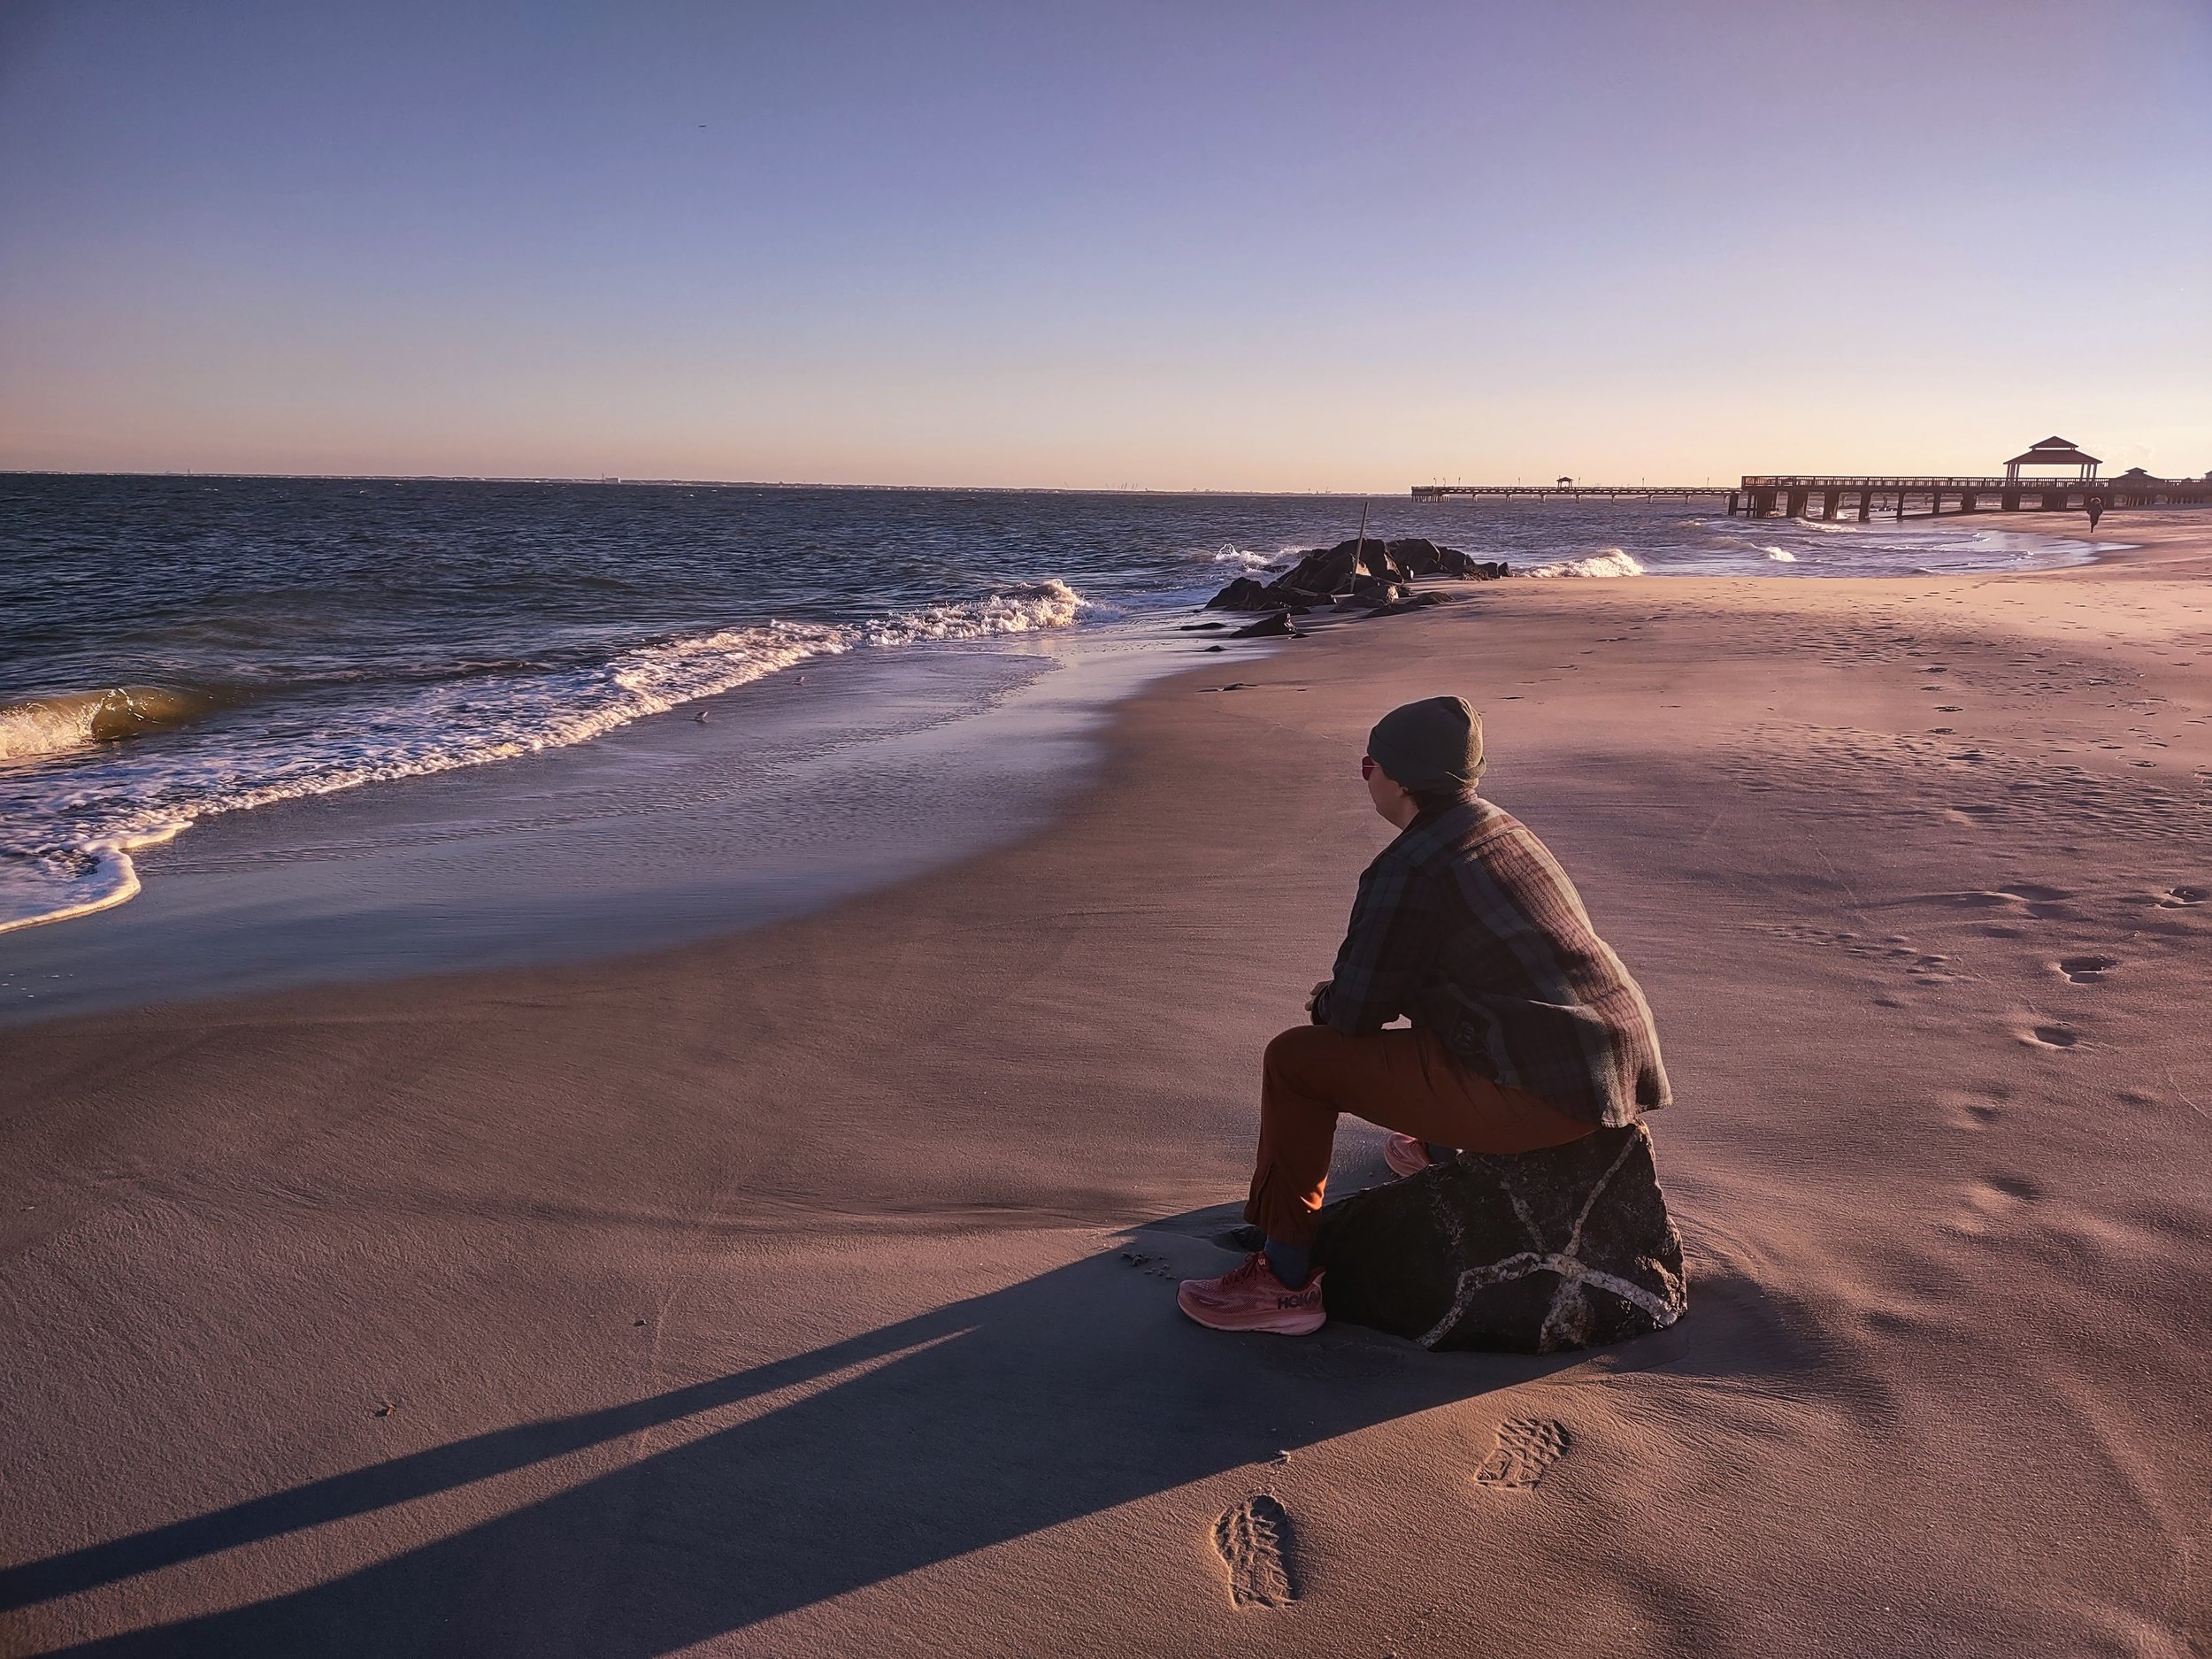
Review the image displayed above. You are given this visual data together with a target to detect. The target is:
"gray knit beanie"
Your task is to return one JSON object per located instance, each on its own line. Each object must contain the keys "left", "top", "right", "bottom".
{"left": 1367, "top": 696, "right": 1484, "bottom": 793}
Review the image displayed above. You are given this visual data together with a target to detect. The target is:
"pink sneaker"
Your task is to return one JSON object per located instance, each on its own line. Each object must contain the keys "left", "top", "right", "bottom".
{"left": 1383, "top": 1133, "right": 1433, "bottom": 1179}
{"left": 1177, "top": 1253, "right": 1325, "bottom": 1335}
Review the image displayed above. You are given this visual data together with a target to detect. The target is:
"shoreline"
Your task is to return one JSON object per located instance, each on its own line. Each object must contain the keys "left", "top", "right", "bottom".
{"left": 5, "top": 507, "right": 2211, "bottom": 1654}
{"left": 0, "top": 506, "right": 2117, "bottom": 1020}
{"left": 0, "top": 616, "right": 1215, "bottom": 1025}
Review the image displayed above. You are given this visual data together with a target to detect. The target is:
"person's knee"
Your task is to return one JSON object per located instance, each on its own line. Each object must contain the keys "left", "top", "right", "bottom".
{"left": 1263, "top": 1024, "right": 1335, "bottom": 1087}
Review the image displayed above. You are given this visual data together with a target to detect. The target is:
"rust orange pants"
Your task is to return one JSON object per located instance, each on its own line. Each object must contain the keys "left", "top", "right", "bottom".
{"left": 1243, "top": 1024, "right": 1595, "bottom": 1248}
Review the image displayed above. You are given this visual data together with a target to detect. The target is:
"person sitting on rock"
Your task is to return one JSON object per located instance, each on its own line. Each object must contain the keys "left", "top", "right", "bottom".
{"left": 1177, "top": 695, "right": 1671, "bottom": 1336}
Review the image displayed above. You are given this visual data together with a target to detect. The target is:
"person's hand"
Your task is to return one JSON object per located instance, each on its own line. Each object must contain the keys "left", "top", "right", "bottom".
{"left": 1305, "top": 979, "right": 1331, "bottom": 1014}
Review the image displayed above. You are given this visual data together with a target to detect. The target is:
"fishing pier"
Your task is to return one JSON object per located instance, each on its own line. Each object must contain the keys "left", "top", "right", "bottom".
{"left": 1411, "top": 482, "right": 1724, "bottom": 503}
{"left": 1732, "top": 439, "right": 2209, "bottom": 520}
{"left": 1414, "top": 439, "right": 2211, "bottom": 522}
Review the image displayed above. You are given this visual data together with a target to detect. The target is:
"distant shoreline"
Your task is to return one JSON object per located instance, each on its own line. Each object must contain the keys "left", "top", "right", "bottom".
{"left": 4, "top": 468, "right": 1393, "bottom": 496}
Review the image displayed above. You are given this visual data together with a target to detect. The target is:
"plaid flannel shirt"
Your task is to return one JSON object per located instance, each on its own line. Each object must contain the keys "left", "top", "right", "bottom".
{"left": 1312, "top": 796, "right": 1669, "bottom": 1125}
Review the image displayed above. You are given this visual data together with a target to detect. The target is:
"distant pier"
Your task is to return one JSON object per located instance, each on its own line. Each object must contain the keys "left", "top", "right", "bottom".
{"left": 1410, "top": 484, "right": 1725, "bottom": 503}
{"left": 1414, "top": 436, "right": 2211, "bottom": 521}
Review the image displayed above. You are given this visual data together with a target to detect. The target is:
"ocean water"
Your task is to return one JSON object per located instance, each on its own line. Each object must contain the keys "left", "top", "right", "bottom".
{"left": 0, "top": 474, "right": 2094, "bottom": 935}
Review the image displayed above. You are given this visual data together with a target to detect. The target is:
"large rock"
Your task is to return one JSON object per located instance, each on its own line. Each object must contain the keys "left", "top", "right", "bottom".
{"left": 1204, "top": 576, "right": 1275, "bottom": 611}
{"left": 1381, "top": 540, "right": 1509, "bottom": 579}
{"left": 1313, "top": 1122, "right": 1686, "bottom": 1354}
{"left": 1273, "top": 542, "right": 1360, "bottom": 597}
{"left": 1354, "top": 538, "right": 1409, "bottom": 583}
{"left": 1436, "top": 547, "right": 1509, "bottom": 580}
{"left": 1386, "top": 537, "right": 1447, "bottom": 575}
{"left": 1347, "top": 575, "right": 1407, "bottom": 607}
{"left": 1270, "top": 537, "right": 1400, "bottom": 597}
{"left": 1204, "top": 576, "right": 1320, "bottom": 612}
{"left": 1210, "top": 536, "right": 1505, "bottom": 609}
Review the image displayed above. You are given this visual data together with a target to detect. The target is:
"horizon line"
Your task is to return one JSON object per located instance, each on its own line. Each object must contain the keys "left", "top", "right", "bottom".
{"left": 0, "top": 466, "right": 1741, "bottom": 496}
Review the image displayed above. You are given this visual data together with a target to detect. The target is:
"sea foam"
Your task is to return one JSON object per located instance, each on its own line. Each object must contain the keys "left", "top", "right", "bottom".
{"left": 0, "top": 581, "right": 1089, "bottom": 934}
{"left": 1523, "top": 549, "right": 1647, "bottom": 579}
{"left": 864, "top": 579, "right": 1087, "bottom": 643}
{"left": 1206, "top": 544, "right": 1282, "bottom": 573}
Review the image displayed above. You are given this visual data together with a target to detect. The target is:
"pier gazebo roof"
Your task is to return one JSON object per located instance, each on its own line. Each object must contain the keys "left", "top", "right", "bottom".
{"left": 2004, "top": 436, "right": 2101, "bottom": 468}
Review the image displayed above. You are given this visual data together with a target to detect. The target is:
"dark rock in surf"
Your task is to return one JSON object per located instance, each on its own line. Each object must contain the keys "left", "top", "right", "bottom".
{"left": 1213, "top": 537, "right": 1501, "bottom": 609}
{"left": 1230, "top": 611, "right": 1299, "bottom": 639}
{"left": 1313, "top": 1121, "right": 1686, "bottom": 1354}
{"left": 1386, "top": 537, "right": 1446, "bottom": 575}
{"left": 1385, "top": 539, "right": 1504, "bottom": 580}
{"left": 1269, "top": 537, "right": 1417, "bottom": 597}
{"left": 1356, "top": 539, "right": 1409, "bottom": 583}
{"left": 1179, "top": 621, "right": 1228, "bottom": 631}
{"left": 1205, "top": 577, "right": 1276, "bottom": 611}
{"left": 1433, "top": 547, "right": 1509, "bottom": 580}
{"left": 1273, "top": 540, "right": 1368, "bottom": 596}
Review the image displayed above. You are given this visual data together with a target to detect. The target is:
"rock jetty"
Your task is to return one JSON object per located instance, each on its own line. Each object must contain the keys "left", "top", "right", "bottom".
{"left": 1205, "top": 538, "right": 1508, "bottom": 613}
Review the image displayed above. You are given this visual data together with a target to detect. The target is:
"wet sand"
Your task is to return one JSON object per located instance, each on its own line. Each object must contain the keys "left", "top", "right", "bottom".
{"left": 4, "top": 509, "right": 2211, "bottom": 1656}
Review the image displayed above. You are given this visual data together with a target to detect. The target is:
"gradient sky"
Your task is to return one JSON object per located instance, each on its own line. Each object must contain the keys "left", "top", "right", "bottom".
{"left": 2, "top": 1, "right": 2207, "bottom": 489}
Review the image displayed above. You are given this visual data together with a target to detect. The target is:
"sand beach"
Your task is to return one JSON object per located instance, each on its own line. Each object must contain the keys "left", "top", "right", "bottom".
{"left": 5, "top": 511, "right": 2212, "bottom": 1657}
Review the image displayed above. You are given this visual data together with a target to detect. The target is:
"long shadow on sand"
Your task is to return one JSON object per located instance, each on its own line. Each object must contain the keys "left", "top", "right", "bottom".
{"left": 18, "top": 1208, "right": 1609, "bottom": 1656}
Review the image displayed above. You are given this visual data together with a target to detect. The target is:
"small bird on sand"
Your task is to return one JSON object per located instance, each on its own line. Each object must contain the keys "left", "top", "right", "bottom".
{"left": 695, "top": 710, "right": 710, "bottom": 723}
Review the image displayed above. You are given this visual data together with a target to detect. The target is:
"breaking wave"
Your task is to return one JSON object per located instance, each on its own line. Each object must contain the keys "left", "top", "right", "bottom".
{"left": 1522, "top": 549, "right": 1647, "bottom": 579}
{"left": 0, "top": 686, "right": 209, "bottom": 764}
{"left": 863, "top": 579, "right": 1087, "bottom": 643}
{"left": 1763, "top": 547, "right": 1799, "bottom": 562}
{"left": 0, "top": 580, "right": 1089, "bottom": 934}
{"left": 1204, "top": 543, "right": 1284, "bottom": 573}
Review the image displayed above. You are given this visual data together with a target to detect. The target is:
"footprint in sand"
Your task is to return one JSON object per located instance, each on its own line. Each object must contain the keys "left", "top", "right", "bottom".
{"left": 2055, "top": 956, "right": 2118, "bottom": 985}
{"left": 1951, "top": 1175, "right": 2040, "bottom": 1235}
{"left": 1993, "top": 887, "right": 2079, "bottom": 921}
{"left": 2157, "top": 887, "right": 2208, "bottom": 908}
{"left": 1213, "top": 1494, "right": 1296, "bottom": 1608}
{"left": 2021, "top": 1024, "right": 2080, "bottom": 1049}
{"left": 1936, "top": 886, "right": 2074, "bottom": 920}
{"left": 1475, "top": 1418, "right": 1568, "bottom": 1490}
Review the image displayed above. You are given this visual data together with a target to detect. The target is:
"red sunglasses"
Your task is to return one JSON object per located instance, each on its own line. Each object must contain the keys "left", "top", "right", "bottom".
{"left": 1360, "top": 756, "right": 1375, "bottom": 780}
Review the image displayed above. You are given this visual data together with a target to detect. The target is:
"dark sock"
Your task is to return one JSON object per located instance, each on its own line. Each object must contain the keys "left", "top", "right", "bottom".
{"left": 1263, "top": 1236, "right": 1313, "bottom": 1290}
{"left": 1425, "top": 1141, "right": 1457, "bottom": 1164}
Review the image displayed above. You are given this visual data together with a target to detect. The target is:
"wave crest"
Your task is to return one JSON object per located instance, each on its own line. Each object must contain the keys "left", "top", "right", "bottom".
{"left": 1522, "top": 549, "right": 1647, "bottom": 579}
{"left": 1205, "top": 543, "right": 1280, "bottom": 572}
{"left": 608, "top": 620, "right": 854, "bottom": 712}
{"left": 0, "top": 687, "right": 206, "bottom": 764}
{"left": 864, "top": 579, "right": 1087, "bottom": 644}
